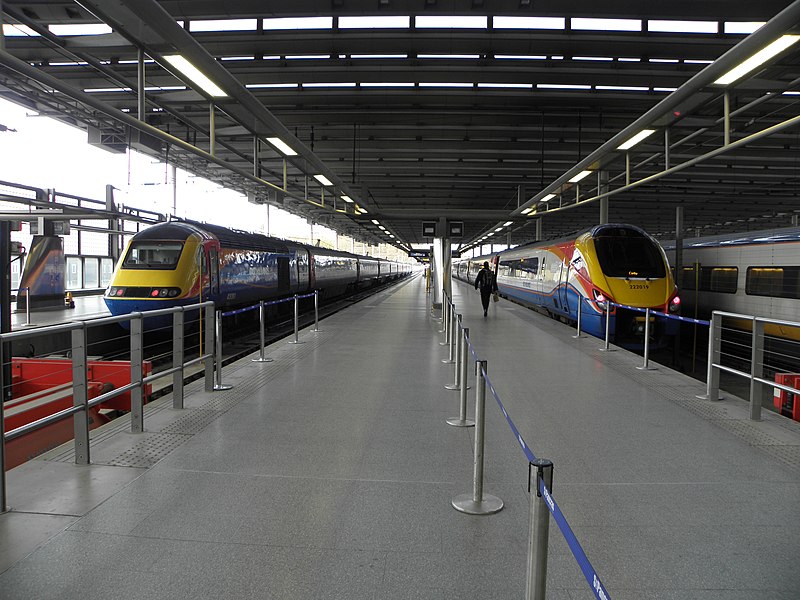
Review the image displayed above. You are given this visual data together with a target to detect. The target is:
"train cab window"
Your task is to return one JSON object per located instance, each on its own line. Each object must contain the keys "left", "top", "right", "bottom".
{"left": 594, "top": 231, "right": 665, "bottom": 278}
{"left": 123, "top": 242, "right": 183, "bottom": 270}
{"left": 746, "top": 266, "right": 800, "bottom": 299}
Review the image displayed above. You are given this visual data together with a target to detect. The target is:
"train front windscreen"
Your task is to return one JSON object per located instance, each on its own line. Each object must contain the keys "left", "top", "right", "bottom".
{"left": 122, "top": 242, "right": 184, "bottom": 270}
{"left": 594, "top": 229, "right": 666, "bottom": 279}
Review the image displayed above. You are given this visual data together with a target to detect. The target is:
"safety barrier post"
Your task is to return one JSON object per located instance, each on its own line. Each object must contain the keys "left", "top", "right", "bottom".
{"left": 526, "top": 459, "right": 554, "bottom": 600}
{"left": 443, "top": 303, "right": 456, "bottom": 363}
{"left": 439, "top": 295, "right": 450, "bottom": 344}
{"left": 172, "top": 308, "right": 185, "bottom": 409}
{"left": 749, "top": 317, "right": 765, "bottom": 421}
{"left": 447, "top": 327, "right": 475, "bottom": 427}
{"left": 312, "top": 291, "right": 320, "bottom": 332}
{"left": 571, "top": 297, "right": 582, "bottom": 339}
{"left": 204, "top": 304, "right": 215, "bottom": 392}
{"left": 636, "top": 308, "right": 656, "bottom": 371}
{"left": 213, "top": 310, "right": 233, "bottom": 391}
{"left": 698, "top": 311, "right": 721, "bottom": 401}
{"left": 452, "top": 360, "right": 504, "bottom": 515}
{"left": 445, "top": 315, "right": 463, "bottom": 390}
{"left": 288, "top": 294, "right": 305, "bottom": 345}
{"left": 253, "top": 301, "right": 274, "bottom": 363}
{"left": 71, "top": 324, "right": 90, "bottom": 464}
{"left": 599, "top": 303, "right": 615, "bottom": 352}
{"left": 130, "top": 314, "right": 144, "bottom": 431}
{"left": 0, "top": 340, "right": 6, "bottom": 512}
{"left": 24, "top": 287, "right": 31, "bottom": 327}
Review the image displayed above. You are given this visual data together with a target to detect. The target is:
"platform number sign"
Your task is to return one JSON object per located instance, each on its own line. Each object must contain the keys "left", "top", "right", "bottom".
{"left": 449, "top": 221, "right": 463, "bottom": 238}
{"left": 422, "top": 222, "right": 437, "bottom": 237}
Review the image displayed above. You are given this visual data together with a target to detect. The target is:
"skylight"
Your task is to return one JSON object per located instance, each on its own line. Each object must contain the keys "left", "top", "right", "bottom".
{"left": 493, "top": 16, "right": 565, "bottom": 30}
{"left": 262, "top": 17, "right": 333, "bottom": 30}
{"left": 339, "top": 16, "right": 410, "bottom": 29}
{"left": 571, "top": 18, "right": 641, "bottom": 32}
{"left": 724, "top": 22, "right": 765, "bottom": 35}
{"left": 648, "top": 20, "right": 717, "bottom": 34}
{"left": 416, "top": 16, "right": 487, "bottom": 29}
{"left": 48, "top": 24, "right": 112, "bottom": 36}
{"left": 189, "top": 19, "right": 257, "bottom": 32}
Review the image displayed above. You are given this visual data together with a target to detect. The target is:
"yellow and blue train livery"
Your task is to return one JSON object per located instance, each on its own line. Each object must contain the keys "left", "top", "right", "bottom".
{"left": 454, "top": 224, "right": 680, "bottom": 346}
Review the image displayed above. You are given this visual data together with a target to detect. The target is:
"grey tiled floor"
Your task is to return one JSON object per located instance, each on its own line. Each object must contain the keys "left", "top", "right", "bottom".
{"left": 2, "top": 274, "right": 799, "bottom": 599}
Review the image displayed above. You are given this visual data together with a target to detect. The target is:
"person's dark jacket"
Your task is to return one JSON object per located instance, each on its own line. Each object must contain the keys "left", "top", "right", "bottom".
{"left": 474, "top": 267, "right": 498, "bottom": 293}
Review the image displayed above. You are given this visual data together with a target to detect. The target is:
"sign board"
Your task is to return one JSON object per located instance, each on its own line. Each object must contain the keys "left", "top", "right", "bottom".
{"left": 408, "top": 250, "right": 431, "bottom": 258}
{"left": 422, "top": 222, "right": 437, "bottom": 237}
{"left": 448, "top": 221, "right": 464, "bottom": 238}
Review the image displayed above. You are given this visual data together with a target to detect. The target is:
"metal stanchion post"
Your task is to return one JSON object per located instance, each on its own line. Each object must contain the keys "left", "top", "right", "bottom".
{"left": 442, "top": 304, "right": 456, "bottom": 363}
{"left": 445, "top": 315, "right": 463, "bottom": 390}
{"left": 637, "top": 308, "right": 656, "bottom": 371}
{"left": 204, "top": 304, "right": 215, "bottom": 392}
{"left": 213, "top": 310, "right": 233, "bottom": 391}
{"left": 172, "top": 309, "right": 185, "bottom": 409}
{"left": 571, "top": 297, "right": 582, "bottom": 339}
{"left": 439, "top": 296, "right": 450, "bottom": 344}
{"left": 697, "top": 311, "right": 721, "bottom": 400}
{"left": 253, "top": 301, "right": 274, "bottom": 363}
{"left": 447, "top": 327, "right": 475, "bottom": 427}
{"left": 130, "top": 315, "right": 144, "bottom": 431}
{"left": 0, "top": 340, "right": 6, "bottom": 513}
{"left": 312, "top": 291, "right": 320, "bottom": 332}
{"left": 599, "top": 303, "right": 615, "bottom": 352}
{"left": 24, "top": 287, "right": 31, "bottom": 326}
{"left": 525, "top": 459, "right": 554, "bottom": 600}
{"left": 750, "top": 318, "right": 765, "bottom": 421}
{"left": 288, "top": 294, "right": 305, "bottom": 345}
{"left": 452, "top": 360, "right": 504, "bottom": 515}
{"left": 71, "top": 324, "right": 90, "bottom": 464}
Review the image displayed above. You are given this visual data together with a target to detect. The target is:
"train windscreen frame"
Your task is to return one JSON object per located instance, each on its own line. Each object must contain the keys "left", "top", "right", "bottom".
{"left": 122, "top": 241, "right": 184, "bottom": 270}
{"left": 593, "top": 229, "right": 666, "bottom": 279}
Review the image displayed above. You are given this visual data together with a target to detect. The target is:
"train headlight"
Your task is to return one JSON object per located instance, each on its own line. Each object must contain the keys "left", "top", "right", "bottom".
{"left": 669, "top": 295, "right": 681, "bottom": 313}
{"left": 592, "top": 288, "right": 608, "bottom": 310}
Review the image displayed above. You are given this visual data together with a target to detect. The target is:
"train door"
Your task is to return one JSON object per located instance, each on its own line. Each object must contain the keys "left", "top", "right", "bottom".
{"left": 277, "top": 256, "right": 290, "bottom": 293}
{"left": 556, "top": 260, "right": 569, "bottom": 313}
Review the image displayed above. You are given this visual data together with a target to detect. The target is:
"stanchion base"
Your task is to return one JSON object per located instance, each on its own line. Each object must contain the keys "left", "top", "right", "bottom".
{"left": 252, "top": 357, "right": 274, "bottom": 363}
{"left": 441, "top": 358, "right": 455, "bottom": 364}
{"left": 452, "top": 493, "right": 504, "bottom": 515}
{"left": 696, "top": 393, "right": 724, "bottom": 401}
{"left": 446, "top": 418, "right": 475, "bottom": 427}
{"left": 288, "top": 340, "right": 306, "bottom": 345}
{"left": 213, "top": 384, "right": 233, "bottom": 391}
{"left": 571, "top": 333, "right": 583, "bottom": 339}
{"left": 439, "top": 340, "right": 449, "bottom": 345}
{"left": 444, "top": 384, "right": 471, "bottom": 391}
{"left": 598, "top": 347, "right": 616, "bottom": 352}
{"left": 636, "top": 365, "right": 657, "bottom": 371}
{"left": 312, "top": 328, "right": 320, "bottom": 333}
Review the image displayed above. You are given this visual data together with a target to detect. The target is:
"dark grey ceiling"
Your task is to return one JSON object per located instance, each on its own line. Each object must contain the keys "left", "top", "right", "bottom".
{"left": 1, "top": 1, "right": 799, "bottom": 251}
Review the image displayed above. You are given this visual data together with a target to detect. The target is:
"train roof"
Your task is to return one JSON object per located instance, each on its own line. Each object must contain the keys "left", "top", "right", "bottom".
{"left": 660, "top": 226, "right": 800, "bottom": 250}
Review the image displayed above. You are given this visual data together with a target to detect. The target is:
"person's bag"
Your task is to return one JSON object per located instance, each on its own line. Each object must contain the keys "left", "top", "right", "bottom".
{"left": 492, "top": 291, "right": 500, "bottom": 302}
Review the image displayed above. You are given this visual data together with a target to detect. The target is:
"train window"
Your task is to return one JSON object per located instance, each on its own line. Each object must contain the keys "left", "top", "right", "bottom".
{"left": 681, "top": 266, "right": 697, "bottom": 290}
{"left": 706, "top": 267, "right": 738, "bottom": 294}
{"left": 746, "top": 266, "right": 800, "bottom": 299}
{"left": 123, "top": 242, "right": 183, "bottom": 270}
{"left": 594, "top": 231, "right": 666, "bottom": 278}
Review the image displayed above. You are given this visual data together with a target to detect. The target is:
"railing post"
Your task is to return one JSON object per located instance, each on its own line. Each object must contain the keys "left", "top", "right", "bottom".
{"left": 0, "top": 338, "right": 8, "bottom": 513}
{"left": 442, "top": 303, "right": 456, "bottom": 363}
{"left": 698, "top": 311, "right": 722, "bottom": 401}
{"left": 750, "top": 317, "right": 765, "bottom": 421}
{"left": 526, "top": 459, "right": 554, "bottom": 600}
{"left": 130, "top": 314, "right": 144, "bottom": 432}
{"left": 213, "top": 310, "right": 233, "bottom": 391}
{"left": 599, "top": 302, "right": 615, "bottom": 352}
{"left": 313, "top": 290, "right": 320, "bottom": 332}
{"left": 172, "top": 308, "right": 185, "bottom": 409}
{"left": 452, "top": 360, "right": 504, "bottom": 515}
{"left": 637, "top": 308, "right": 656, "bottom": 371}
{"left": 24, "top": 287, "right": 31, "bottom": 327}
{"left": 253, "top": 300, "right": 274, "bottom": 363}
{"left": 288, "top": 294, "right": 305, "bottom": 345}
{"left": 439, "top": 294, "right": 449, "bottom": 339}
{"left": 71, "top": 324, "right": 90, "bottom": 464}
{"left": 447, "top": 327, "right": 475, "bottom": 427}
{"left": 571, "top": 297, "right": 582, "bottom": 339}
{"left": 204, "top": 303, "right": 215, "bottom": 392}
{"left": 445, "top": 314, "right": 463, "bottom": 390}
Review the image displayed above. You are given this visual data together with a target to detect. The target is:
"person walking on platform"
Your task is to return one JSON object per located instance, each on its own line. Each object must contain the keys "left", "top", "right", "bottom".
{"left": 474, "top": 261, "right": 498, "bottom": 317}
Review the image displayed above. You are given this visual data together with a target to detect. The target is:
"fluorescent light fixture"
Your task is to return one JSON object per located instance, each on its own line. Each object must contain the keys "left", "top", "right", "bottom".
{"left": 649, "top": 58, "right": 679, "bottom": 63}
{"left": 495, "top": 227, "right": 504, "bottom": 232}
{"left": 571, "top": 18, "right": 641, "bottom": 32}
{"left": 357, "top": 206, "right": 367, "bottom": 213}
{"left": 189, "top": 19, "right": 257, "bottom": 32}
{"left": 266, "top": 137, "right": 297, "bottom": 156}
{"left": 303, "top": 82, "right": 356, "bottom": 88}
{"left": 537, "top": 83, "right": 591, "bottom": 90}
{"left": 84, "top": 87, "right": 133, "bottom": 93}
{"left": 477, "top": 83, "right": 533, "bottom": 89}
{"left": 360, "top": 82, "right": 415, "bottom": 88}
{"left": 221, "top": 56, "right": 255, "bottom": 61}
{"left": 379, "top": 226, "right": 386, "bottom": 231}
{"left": 49, "top": 24, "right": 112, "bottom": 36}
{"left": 648, "top": 20, "right": 717, "bottom": 34}
{"left": 568, "top": 170, "right": 593, "bottom": 183}
{"left": 617, "top": 129, "right": 656, "bottom": 150}
{"left": 541, "top": 194, "right": 555, "bottom": 202}
{"left": 495, "top": 55, "right": 547, "bottom": 60}
{"left": 263, "top": 17, "right": 332, "bottom": 30}
{"left": 339, "top": 16, "right": 410, "bottom": 29}
{"left": 163, "top": 55, "right": 226, "bottom": 97}
{"left": 503, "top": 221, "right": 513, "bottom": 227}
{"left": 416, "top": 16, "right": 487, "bottom": 29}
{"left": 418, "top": 82, "right": 474, "bottom": 88}
{"left": 574, "top": 56, "right": 614, "bottom": 62}
{"left": 520, "top": 207, "right": 533, "bottom": 215}
{"left": 286, "top": 55, "right": 330, "bottom": 60}
{"left": 418, "top": 54, "right": 480, "bottom": 59}
{"left": 246, "top": 83, "right": 298, "bottom": 89}
{"left": 724, "top": 21, "right": 765, "bottom": 35}
{"left": 352, "top": 54, "right": 408, "bottom": 59}
{"left": 618, "top": 57, "right": 641, "bottom": 63}
{"left": 685, "top": 59, "right": 714, "bottom": 65}
{"left": 596, "top": 85, "right": 650, "bottom": 92}
{"left": 371, "top": 219, "right": 380, "bottom": 225}
{"left": 341, "top": 196, "right": 354, "bottom": 203}
{"left": 493, "top": 16, "right": 564, "bottom": 30}
{"left": 486, "top": 232, "right": 494, "bottom": 237}
{"left": 2, "top": 24, "right": 39, "bottom": 37}
{"left": 654, "top": 87, "right": 678, "bottom": 93}
{"left": 314, "top": 174, "right": 333, "bottom": 186}
{"left": 714, "top": 35, "right": 800, "bottom": 85}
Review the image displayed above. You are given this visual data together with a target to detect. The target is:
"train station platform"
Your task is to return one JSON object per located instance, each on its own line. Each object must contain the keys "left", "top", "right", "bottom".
{"left": 11, "top": 294, "right": 109, "bottom": 330}
{"left": 1, "top": 274, "right": 799, "bottom": 599}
